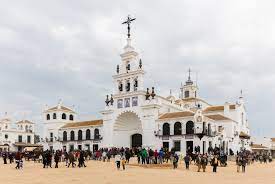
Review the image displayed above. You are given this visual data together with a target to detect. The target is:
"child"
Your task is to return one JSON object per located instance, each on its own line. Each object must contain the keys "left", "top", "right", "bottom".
{"left": 121, "top": 155, "right": 126, "bottom": 170}
{"left": 115, "top": 153, "right": 121, "bottom": 170}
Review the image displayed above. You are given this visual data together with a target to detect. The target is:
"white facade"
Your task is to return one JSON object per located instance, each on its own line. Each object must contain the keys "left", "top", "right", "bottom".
{"left": 0, "top": 114, "right": 35, "bottom": 152}
{"left": 42, "top": 34, "right": 251, "bottom": 155}
{"left": 100, "top": 36, "right": 250, "bottom": 154}
{"left": 42, "top": 101, "right": 77, "bottom": 151}
{"left": 58, "top": 120, "right": 102, "bottom": 152}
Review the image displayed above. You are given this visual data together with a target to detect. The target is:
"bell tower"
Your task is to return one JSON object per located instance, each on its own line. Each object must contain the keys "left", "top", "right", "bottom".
{"left": 180, "top": 69, "right": 198, "bottom": 99}
{"left": 113, "top": 15, "right": 145, "bottom": 96}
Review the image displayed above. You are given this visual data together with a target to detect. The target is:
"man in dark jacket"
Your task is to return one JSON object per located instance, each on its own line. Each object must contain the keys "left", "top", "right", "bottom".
{"left": 54, "top": 151, "right": 60, "bottom": 168}
{"left": 184, "top": 154, "right": 190, "bottom": 169}
{"left": 78, "top": 151, "right": 86, "bottom": 168}
{"left": 15, "top": 152, "right": 21, "bottom": 169}
{"left": 211, "top": 155, "right": 219, "bottom": 172}
{"left": 68, "top": 152, "right": 76, "bottom": 168}
{"left": 2, "top": 152, "right": 7, "bottom": 164}
{"left": 241, "top": 156, "right": 247, "bottom": 173}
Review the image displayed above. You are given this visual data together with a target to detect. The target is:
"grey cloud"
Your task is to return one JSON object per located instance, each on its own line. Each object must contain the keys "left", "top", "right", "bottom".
{"left": 0, "top": 0, "right": 274, "bottom": 137}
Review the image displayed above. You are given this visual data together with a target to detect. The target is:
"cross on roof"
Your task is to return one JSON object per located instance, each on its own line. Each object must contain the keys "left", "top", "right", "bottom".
{"left": 122, "top": 15, "right": 136, "bottom": 38}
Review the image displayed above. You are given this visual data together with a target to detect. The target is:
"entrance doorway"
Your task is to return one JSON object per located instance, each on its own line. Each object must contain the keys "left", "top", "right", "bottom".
{"left": 113, "top": 111, "right": 142, "bottom": 147}
{"left": 163, "top": 142, "right": 169, "bottom": 150}
{"left": 131, "top": 134, "right": 142, "bottom": 148}
{"left": 93, "top": 144, "right": 98, "bottom": 152}
{"left": 174, "top": 141, "right": 181, "bottom": 152}
{"left": 186, "top": 141, "right": 193, "bottom": 153}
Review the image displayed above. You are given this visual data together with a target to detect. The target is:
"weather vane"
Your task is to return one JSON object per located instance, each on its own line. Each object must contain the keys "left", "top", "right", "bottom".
{"left": 122, "top": 15, "right": 136, "bottom": 38}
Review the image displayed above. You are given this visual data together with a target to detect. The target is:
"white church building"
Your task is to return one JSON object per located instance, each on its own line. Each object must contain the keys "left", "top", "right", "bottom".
{"left": 42, "top": 19, "right": 251, "bottom": 154}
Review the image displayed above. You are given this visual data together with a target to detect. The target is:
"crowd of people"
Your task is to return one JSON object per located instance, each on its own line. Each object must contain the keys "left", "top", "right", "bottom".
{"left": 0, "top": 146, "right": 273, "bottom": 173}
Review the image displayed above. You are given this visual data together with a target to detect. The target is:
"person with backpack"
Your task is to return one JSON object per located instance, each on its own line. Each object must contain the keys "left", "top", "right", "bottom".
{"left": 172, "top": 153, "right": 179, "bottom": 169}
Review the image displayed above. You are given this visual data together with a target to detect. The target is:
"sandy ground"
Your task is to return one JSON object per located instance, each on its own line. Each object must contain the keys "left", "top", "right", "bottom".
{"left": 0, "top": 159, "right": 274, "bottom": 184}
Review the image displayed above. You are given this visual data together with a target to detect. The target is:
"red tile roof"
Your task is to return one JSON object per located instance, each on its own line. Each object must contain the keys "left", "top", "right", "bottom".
{"left": 61, "top": 120, "right": 103, "bottom": 128}
{"left": 158, "top": 111, "right": 194, "bottom": 120}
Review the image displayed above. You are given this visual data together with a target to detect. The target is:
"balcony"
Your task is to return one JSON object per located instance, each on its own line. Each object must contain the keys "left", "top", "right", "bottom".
{"left": 61, "top": 136, "right": 103, "bottom": 143}
{"left": 155, "top": 129, "right": 216, "bottom": 140}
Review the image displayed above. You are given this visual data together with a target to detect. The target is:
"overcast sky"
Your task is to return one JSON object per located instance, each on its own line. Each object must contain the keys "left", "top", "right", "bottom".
{"left": 0, "top": 0, "right": 274, "bottom": 137}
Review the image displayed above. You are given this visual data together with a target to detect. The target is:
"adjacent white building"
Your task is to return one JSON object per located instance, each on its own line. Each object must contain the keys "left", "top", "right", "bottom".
{"left": 42, "top": 30, "right": 251, "bottom": 155}
{"left": 0, "top": 113, "right": 35, "bottom": 152}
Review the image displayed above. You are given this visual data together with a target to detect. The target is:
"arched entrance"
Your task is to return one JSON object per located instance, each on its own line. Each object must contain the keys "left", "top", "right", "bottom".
{"left": 131, "top": 134, "right": 142, "bottom": 148}
{"left": 113, "top": 111, "right": 142, "bottom": 148}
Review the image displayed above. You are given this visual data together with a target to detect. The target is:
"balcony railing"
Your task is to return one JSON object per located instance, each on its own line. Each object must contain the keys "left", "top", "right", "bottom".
{"left": 61, "top": 137, "right": 103, "bottom": 142}
{"left": 155, "top": 130, "right": 216, "bottom": 139}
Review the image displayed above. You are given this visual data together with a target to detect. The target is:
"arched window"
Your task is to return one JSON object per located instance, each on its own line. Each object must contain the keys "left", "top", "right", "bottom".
{"left": 25, "top": 125, "right": 28, "bottom": 132}
{"left": 69, "top": 114, "right": 74, "bottom": 121}
{"left": 53, "top": 113, "right": 57, "bottom": 119}
{"left": 126, "top": 80, "right": 130, "bottom": 92}
{"left": 86, "top": 129, "right": 91, "bottom": 140}
{"left": 163, "top": 123, "right": 170, "bottom": 136}
{"left": 46, "top": 114, "right": 50, "bottom": 120}
{"left": 174, "top": 122, "right": 182, "bottom": 135}
{"left": 186, "top": 121, "right": 194, "bottom": 134}
{"left": 70, "top": 131, "right": 75, "bottom": 141}
{"left": 78, "top": 130, "right": 82, "bottom": 140}
{"left": 94, "top": 128, "right": 99, "bottom": 140}
{"left": 118, "top": 82, "right": 123, "bottom": 92}
{"left": 134, "top": 78, "right": 138, "bottom": 91}
{"left": 126, "top": 63, "right": 130, "bottom": 71}
{"left": 63, "top": 131, "right": 67, "bottom": 141}
{"left": 62, "top": 113, "right": 67, "bottom": 120}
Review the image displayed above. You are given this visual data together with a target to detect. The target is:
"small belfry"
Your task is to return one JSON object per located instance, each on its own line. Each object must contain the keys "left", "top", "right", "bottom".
{"left": 180, "top": 68, "right": 198, "bottom": 99}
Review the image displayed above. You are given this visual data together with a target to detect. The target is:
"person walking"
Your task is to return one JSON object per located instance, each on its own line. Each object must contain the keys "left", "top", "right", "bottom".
{"left": 78, "top": 151, "right": 86, "bottom": 168}
{"left": 3, "top": 152, "right": 7, "bottom": 164}
{"left": 172, "top": 153, "right": 179, "bottom": 169}
{"left": 42, "top": 152, "right": 48, "bottom": 168}
{"left": 47, "top": 151, "right": 52, "bottom": 168}
{"left": 54, "top": 151, "right": 60, "bottom": 168}
{"left": 158, "top": 149, "right": 164, "bottom": 164}
{"left": 64, "top": 151, "right": 69, "bottom": 166}
{"left": 102, "top": 150, "right": 107, "bottom": 162}
{"left": 201, "top": 154, "right": 208, "bottom": 172}
{"left": 141, "top": 148, "right": 147, "bottom": 165}
{"left": 67, "top": 152, "right": 76, "bottom": 168}
{"left": 241, "top": 156, "right": 247, "bottom": 173}
{"left": 184, "top": 154, "right": 190, "bottom": 170}
{"left": 196, "top": 154, "right": 202, "bottom": 172}
{"left": 154, "top": 150, "right": 158, "bottom": 164}
{"left": 15, "top": 152, "right": 21, "bottom": 169}
{"left": 236, "top": 155, "right": 241, "bottom": 172}
{"left": 115, "top": 153, "right": 121, "bottom": 170}
{"left": 211, "top": 155, "right": 219, "bottom": 173}
{"left": 8, "top": 153, "right": 13, "bottom": 164}
{"left": 121, "top": 155, "right": 126, "bottom": 170}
